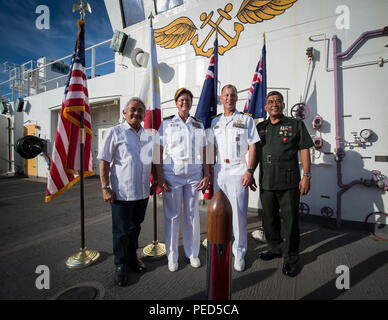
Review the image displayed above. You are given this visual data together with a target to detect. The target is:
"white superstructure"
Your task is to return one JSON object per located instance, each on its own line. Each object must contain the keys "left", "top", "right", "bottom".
{"left": 1, "top": 0, "right": 387, "bottom": 225}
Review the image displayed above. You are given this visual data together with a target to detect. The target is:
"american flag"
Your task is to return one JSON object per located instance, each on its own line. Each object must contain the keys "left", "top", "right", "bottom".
{"left": 45, "top": 20, "right": 93, "bottom": 202}
{"left": 243, "top": 44, "right": 267, "bottom": 119}
{"left": 195, "top": 38, "right": 218, "bottom": 129}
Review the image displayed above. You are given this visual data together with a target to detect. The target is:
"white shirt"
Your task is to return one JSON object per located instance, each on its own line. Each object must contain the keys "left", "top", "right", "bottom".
{"left": 97, "top": 121, "right": 153, "bottom": 201}
{"left": 158, "top": 115, "right": 207, "bottom": 176}
{"left": 211, "top": 110, "right": 260, "bottom": 166}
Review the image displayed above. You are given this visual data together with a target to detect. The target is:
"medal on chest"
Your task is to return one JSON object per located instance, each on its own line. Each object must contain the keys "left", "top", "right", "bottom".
{"left": 233, "top": 120, "right": 245, "bottom": 128}
{"left": 279, "top": 125, "right": 293, "bottom": 143}
{"left": 279, "top": 126, "right": 292, "bottom": 138}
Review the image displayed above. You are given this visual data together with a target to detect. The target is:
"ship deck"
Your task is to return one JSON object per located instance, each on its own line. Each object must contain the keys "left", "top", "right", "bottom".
{"left": 0, "top": 175, "right": 387, "bottom": 301}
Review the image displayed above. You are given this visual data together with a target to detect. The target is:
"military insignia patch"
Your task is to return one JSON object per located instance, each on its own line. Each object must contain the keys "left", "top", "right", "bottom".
{"left": 280, "top": 125, "right": 292, "bottom": 136}
{"left": 233, "top": 120, "right": 245, "bottom": 128}
{"left": 192, "top": 122, "right": 201, "bottom": 129}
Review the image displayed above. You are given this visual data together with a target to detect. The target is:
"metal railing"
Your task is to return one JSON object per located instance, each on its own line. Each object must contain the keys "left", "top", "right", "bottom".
{"left": 0, "top": 38, "right": 113, "bottom": 103}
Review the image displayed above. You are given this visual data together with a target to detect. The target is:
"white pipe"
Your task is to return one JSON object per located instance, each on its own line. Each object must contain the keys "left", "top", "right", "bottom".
{"left": 91, "top": 47, "right": 96, "bottom": 78}
{"left": 327, "top": 58, "right": 388, "bottom": 71}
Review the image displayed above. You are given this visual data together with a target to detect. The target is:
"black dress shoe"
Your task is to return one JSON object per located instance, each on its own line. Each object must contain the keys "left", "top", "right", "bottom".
{"left": 282, "top": 262, "right": 298, "bottom": 277}
{"left": 114, "top": 266, "right": 128, "bottom": 287}
{"left": 258, "top": 250, "right": 282, "bottom": 261}
{"left": 129, "top": 258, "right": 147, "bottom": 273}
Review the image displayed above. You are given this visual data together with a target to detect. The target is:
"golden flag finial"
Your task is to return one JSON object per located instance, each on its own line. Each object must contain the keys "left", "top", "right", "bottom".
{"left": 72, "top": 0, "right": 92, "bottom": 20}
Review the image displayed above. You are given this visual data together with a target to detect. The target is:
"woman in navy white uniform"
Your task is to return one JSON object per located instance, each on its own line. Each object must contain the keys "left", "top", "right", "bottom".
{"left": 156, "top": 88, "right": 210, "bottom": 272}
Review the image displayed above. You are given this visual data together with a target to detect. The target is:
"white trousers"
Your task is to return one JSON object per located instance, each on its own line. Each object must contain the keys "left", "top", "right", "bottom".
{"left": 214, "top": 164, "right": 249, "bottom": 260}
{"left": 162, "top": 181, "right": 201, "bottom": 264}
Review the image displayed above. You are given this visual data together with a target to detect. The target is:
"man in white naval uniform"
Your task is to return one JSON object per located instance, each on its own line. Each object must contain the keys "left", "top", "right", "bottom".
{"left": 210, "top": 84, "right": 260, "bottom": 271}
{"left": 156, "top": 88, "right": 210, "bottom": 272}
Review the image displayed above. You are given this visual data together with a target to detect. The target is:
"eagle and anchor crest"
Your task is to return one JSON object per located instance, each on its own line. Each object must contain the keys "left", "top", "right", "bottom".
{"left": 154, "top": 0, "right": 297, "bottom": 57}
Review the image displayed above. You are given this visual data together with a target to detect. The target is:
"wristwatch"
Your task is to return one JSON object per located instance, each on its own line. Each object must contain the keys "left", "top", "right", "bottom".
{"left": 247, "top": 169, "right": 255, "bottom": 174}
{"left": 101, "top": 185, "right": 111, "bottom": 190}
{"left": 303, "top": 172, "right": 312, "bottom": 179}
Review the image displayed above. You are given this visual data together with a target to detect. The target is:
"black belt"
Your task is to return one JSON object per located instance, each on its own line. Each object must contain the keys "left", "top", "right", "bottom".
{"left": 265, "top": 155, "right": 294, "bottom": 164}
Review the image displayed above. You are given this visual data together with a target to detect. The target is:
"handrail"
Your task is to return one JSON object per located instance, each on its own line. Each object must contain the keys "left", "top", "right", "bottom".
{"left": 25, "top": 38, "right": 112, "bottom": 75}
{"left": 0, "top": 38, "right": 113, "bottom": 100}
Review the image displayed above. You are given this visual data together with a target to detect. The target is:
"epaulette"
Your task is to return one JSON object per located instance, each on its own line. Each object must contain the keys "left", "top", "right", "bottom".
{"left": 191, "top": 116, "right": 202, "bottom": 122}
{"left": 242, "top": 112, "right": 252, "bottom": 117}
{"left": 211, "top": 113, "right": 222, "bottom": 119}
{"left": 163, "top": 115, "right": 174, "bottom": 120}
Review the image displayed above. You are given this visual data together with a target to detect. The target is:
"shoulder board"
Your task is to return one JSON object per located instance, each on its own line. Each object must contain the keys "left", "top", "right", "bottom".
{"left": 163, "top": 115, "right": 174, "bottom": 120}
{"left": 242, "top": 112, "right": 252, "bottom": 117}
{"left": 211, "top": 113, "right": 222, "bottom": 119}
{"left": 191, "top": 116, "right": 202, "bottom": 122}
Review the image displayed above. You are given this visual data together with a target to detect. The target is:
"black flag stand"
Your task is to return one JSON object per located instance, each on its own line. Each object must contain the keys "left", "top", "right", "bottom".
{"left": 65, "top": 0, "right": 100, "bottom": 270}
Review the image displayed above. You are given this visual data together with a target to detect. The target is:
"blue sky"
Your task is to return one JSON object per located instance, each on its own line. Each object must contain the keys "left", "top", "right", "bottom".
{"left": 0, "top": 0, "right": 114, "bottom": 90}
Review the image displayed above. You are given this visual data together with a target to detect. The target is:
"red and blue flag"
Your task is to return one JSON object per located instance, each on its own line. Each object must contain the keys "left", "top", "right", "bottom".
{"left": 244, "top": 44, "right": 267, "bottom": 119}
{"left": 195, "top": 39, "right": 218, "bottom": 129}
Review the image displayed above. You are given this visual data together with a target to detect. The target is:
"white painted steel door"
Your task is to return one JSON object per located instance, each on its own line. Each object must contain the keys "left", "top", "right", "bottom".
{"left": 92, "top": 125, "right": 112, "bottom": 175}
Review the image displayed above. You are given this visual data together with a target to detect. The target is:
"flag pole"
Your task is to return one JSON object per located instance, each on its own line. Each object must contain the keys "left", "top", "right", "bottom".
{"left": 201, "top": 29, "right": 218, "bottom": 249}
{"left": 142, "top": 12, "right": 166, "bottom": 259}
{"left": 66, "top": 0, "right": 99, "bottom": 269}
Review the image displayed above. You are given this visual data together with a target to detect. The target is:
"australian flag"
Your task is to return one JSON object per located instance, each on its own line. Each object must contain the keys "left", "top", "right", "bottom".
{"left": 195, "top": 39, "right": 218, "bottom": 129}
{"left": 244, "top": 44, "right": 267, "bottom": 119}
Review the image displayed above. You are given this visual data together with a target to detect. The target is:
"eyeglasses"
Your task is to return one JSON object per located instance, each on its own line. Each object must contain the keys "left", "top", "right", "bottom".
{"left": 267, "top": 99, "right": 283, "bottom": 105}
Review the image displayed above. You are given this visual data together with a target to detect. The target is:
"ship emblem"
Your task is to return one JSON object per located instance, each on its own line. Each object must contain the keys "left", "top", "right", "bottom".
{"left": 154, "top": 0, "right": 297, "bottom": 57}
{"left": 190, "top": 3, "right": 244, "bottom": 57}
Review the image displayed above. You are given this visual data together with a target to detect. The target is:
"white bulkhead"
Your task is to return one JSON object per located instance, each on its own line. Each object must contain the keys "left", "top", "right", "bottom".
{"left": 15, "top": 0, "right": 388, "bottom": 224}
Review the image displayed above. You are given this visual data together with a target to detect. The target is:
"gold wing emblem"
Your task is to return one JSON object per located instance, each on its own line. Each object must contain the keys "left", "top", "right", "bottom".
{"left": 237, "top": 0, "right": 297, "bottom": 24}
{"left": 154, "top": 17, "right": 197, "bottom": 49}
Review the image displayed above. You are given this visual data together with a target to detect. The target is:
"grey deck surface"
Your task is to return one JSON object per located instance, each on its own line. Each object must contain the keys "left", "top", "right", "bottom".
{"left": 0, "top": 176, "right": 387, "bottom": 300}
